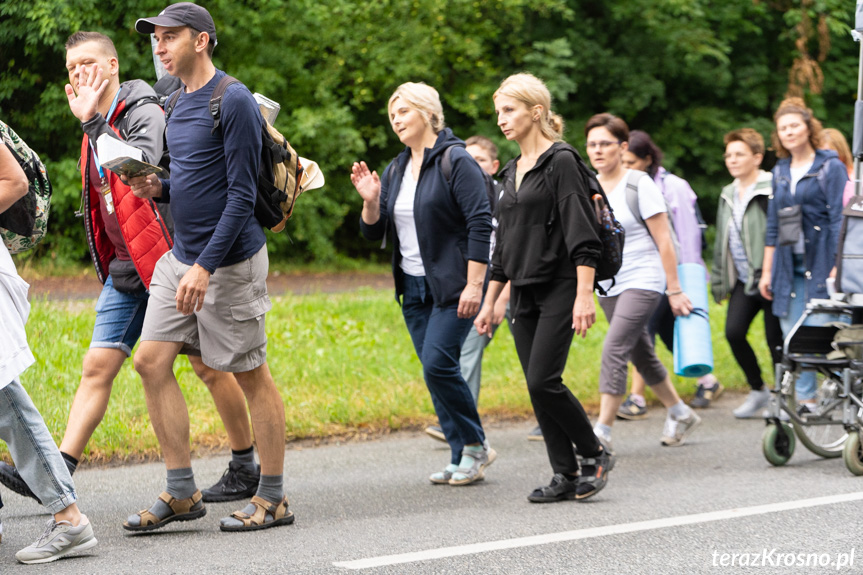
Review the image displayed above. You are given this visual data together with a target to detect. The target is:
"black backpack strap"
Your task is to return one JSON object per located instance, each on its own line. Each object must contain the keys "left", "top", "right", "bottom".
{"left": 209, "top": 75, "right": 242, "bottom": 134}
{"left": 153, "top": 74, "right": 183, "bottom": 107}
{"left": 441, "top": 145, "right": 455, "bottom": 183}
{"left": 163, "top": 88, "right": 183, "bottom": 121}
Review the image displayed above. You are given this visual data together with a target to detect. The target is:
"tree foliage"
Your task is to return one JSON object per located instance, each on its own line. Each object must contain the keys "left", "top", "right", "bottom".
{"left": 0, "top": 0, "right": 855, "bottom": 264}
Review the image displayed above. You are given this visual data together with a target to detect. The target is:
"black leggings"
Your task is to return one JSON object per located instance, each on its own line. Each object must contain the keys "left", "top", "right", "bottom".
{"left": 725, "top": 281, "right": 783, "bottom": 390}
{"left": 510, "top": 279, "right": 600, "bottom": 475}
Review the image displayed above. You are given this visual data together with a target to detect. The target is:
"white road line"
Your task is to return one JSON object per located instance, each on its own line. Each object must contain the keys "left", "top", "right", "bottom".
{"left": 333, "top": 491, "right": 863, "bottom": 570}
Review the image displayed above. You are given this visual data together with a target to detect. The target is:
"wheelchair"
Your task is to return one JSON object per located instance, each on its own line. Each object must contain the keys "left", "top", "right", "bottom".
{"left": 761, "top": 298, "right": 860, "bottom": 467}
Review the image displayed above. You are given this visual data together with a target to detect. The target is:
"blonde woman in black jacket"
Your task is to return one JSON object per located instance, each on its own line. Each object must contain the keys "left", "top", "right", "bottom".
{"left": 475, "top": 73, "right": 613, "bottom": 502}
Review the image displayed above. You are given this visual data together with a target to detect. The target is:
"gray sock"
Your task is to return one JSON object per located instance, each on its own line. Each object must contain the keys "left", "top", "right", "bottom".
{"left": 254, "top": 474, "right": 284, "bottom": 504}
{"left": 231, "top": 446, "right": 258, "bottom": 474}
{"left": 125, "top": 468, "right": 198, "bottom": 527}
{"left": 166, "top": 467, "right": 197, "bottom": 500}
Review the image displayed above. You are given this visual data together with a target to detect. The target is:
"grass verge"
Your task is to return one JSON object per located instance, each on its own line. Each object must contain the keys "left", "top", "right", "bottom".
{"left": 12, "top": 288, "right": 771, "bottom": 464}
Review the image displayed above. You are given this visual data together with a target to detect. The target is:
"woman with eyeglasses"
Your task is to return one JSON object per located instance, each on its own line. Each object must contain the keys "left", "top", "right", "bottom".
{"left": 712, "top": 128, "right": 783, "bottom": 418}
{"left": 759, "top": 98, "right": 848, "bottom": 412}
{"left": 585, "top": 113, "right": 700, "bottom": 450}
{"left": 475, "top": 74, "right": 613, "bottom": 502}
{"left": 618, "top": 130, "right": 722, "bottom": 418}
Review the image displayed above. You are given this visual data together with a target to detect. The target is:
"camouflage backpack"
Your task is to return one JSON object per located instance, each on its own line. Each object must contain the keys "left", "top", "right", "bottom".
{"left": 0, "top": 120, "right": 52, "bottom": 253}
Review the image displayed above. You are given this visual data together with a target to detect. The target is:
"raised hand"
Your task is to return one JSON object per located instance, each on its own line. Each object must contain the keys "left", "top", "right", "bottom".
{"left": 65, "top": 64, "right": 109, "bottom": 123}
{"left": 350, "top": 161, "right": 381, "bottom": 204}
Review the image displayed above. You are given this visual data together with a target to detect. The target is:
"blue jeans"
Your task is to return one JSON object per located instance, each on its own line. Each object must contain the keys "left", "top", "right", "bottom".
{"left": 401, "top": 275, "right": 485, "bottom": 464}
{"left": 90, "top": 275, "right": 149, "bottom": 357}
{"left": 0, "top": 379, "right": 76, "bottom": 513}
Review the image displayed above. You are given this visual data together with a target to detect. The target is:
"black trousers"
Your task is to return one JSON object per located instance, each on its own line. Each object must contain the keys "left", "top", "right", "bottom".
{"left": 510, "top": 279, "right": 600, "bottom": 475}
{"left": 725, "top": 281, "right": 783, "bottom": 390}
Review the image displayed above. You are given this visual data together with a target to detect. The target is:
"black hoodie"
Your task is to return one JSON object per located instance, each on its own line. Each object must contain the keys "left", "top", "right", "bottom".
{"left": 361, "top": 128, "right": 492, "bottom": 306}
{"left": 491, "top": 142, "right": 600, "bottom": 286}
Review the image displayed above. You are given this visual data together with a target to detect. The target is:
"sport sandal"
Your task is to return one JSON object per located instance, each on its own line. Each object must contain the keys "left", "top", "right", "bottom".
{"left": 220, "top": 495, "right": 295, "bottom": 532}
{"left": 123, "top": 490, "right": 206, "bottom": 532}
{"left": 429, "top": 463, "right": 459, "bottom": 485}
{"left": 528, "top": 473, "right": 577, "bottom": 503}
{"left": 449, "top": 446, "right": 497, "bottom": 486}
{"left": 576, "top": 448, "right": 614, "bottom": 500}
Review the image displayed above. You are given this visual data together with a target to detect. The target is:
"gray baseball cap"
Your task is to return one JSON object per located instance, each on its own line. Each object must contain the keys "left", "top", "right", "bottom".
{"left": 135, "top": 3, "right": 217, "bottom": 44}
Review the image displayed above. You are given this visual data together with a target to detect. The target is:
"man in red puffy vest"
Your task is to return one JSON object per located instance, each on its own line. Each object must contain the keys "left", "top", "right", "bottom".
{"left": 0, "top": 31, "right": 261, "bottom": 505}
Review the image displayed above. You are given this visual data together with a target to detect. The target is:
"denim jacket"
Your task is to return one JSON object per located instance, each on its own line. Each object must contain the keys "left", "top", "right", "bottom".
{"left": 765, "top": 149, "right": 847, "bottom": 317}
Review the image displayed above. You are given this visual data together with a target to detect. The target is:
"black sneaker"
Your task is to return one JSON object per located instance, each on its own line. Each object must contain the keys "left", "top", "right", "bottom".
{"left": 201, "top": 462, "right": 260, "bottom": 503}
{"left": 0, "top": 462, "right": 40, "bottom": 504}
{"left": 576, "top": 448, "right": 614, "bottom": 500}
{"left": 527, "top": 425, "right": 544, "bottom": 442}
{"left": 689, "top": 381, "right": 724, "bottom": 409}
{"left": 424, "top": 425, "right": 447, "bottom": 443}
{"left": 527, "top": 473, "right": 577, "bottom": 503}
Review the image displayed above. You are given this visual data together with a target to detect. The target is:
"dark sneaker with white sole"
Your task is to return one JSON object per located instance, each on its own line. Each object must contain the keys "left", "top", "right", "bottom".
{"left": 424, "top": 425, "right": 447, "bottom": 443}
{"left": 616, "top": 394, "right": 647, "bottom": 420}
{"left": 689, "top": 381, "right": 724, "bottom": 409}
{"left": 0, "top": 462, "right": 40, "bottom": 504}
{"left": 201, "top": 462, "right": 260, "bottom": 503}
{"left": 527, "top": 425, "right": 544, "bottom": 441}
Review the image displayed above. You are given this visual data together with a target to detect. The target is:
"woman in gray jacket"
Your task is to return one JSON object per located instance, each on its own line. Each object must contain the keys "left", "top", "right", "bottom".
{"left": 712, "top": 128, "right": 782, "bottom": 418}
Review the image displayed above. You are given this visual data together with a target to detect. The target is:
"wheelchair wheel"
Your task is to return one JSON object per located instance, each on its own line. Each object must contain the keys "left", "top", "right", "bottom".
{"left": 762, "top": 423, "right": 795, "bottom": 466}
{"left": 843, "top": 431, "right": 863, "bottom": 476}
{"left": 788, "top": 375, "right": 847, "bottom": 458}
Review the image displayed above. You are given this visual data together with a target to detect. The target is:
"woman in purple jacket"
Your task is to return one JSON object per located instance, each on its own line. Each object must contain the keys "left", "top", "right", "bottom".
{"left": 616, "top": 130, "right": 722, "bottom": 419}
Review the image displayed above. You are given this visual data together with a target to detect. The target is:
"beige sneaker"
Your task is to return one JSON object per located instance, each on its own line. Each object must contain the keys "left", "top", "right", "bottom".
{"left": 661, "top": 411, "right": 702, "bottom": 446}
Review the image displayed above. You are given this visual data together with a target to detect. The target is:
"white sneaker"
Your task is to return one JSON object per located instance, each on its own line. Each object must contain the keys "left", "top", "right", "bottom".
{"left": 593, "top": 426, "right": 615, "bottom": 454}
{"left": 661, "top": 410, "right": 701, "bottom": 446}
{"left": 15, "top": 515, "right": 97, "bottom": 564}
{"left": 733, "top": 388, "right": 771, "bottom": 418}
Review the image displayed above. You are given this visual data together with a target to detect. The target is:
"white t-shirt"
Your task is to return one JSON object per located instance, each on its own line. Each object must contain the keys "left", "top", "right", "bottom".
{"left": 0, "top": 243, "right": 34, "bottom": 388}
{"left": 393, "top": 158, "right": 425, "bottom": 276}
{"left": 597, "top": 170, "right": 668, "bottom": 297}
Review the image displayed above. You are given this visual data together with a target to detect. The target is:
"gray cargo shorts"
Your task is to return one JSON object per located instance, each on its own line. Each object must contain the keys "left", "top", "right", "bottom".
{"left": 140, "top": 246, "right": 271, "bottom": 372}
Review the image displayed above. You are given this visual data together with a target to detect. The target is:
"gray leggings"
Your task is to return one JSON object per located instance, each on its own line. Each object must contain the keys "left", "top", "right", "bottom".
{"left": 598, "top": 289, "right": 668, "bottom": 395}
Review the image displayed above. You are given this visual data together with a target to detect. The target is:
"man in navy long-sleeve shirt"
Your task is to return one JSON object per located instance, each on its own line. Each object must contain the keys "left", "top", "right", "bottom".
{"left": 126, "top": 2, "right": 293, "bottom": 534}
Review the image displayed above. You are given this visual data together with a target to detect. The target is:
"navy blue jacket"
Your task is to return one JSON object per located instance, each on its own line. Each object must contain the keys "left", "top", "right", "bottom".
{"left": 360, "top": 129, "right": 492, "bottom": 306}
{"left": 766, "top": 149, "right": 847, "bottom": 316}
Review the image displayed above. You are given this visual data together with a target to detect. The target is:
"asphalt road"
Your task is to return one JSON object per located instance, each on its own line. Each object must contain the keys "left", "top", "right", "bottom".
{"left": 1, "top": 392, "right": 861, "bottom": 574}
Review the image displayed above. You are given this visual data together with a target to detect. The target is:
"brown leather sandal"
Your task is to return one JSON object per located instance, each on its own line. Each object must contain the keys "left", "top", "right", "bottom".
{"left": 219, "top": 495, "right": 295, "bottom": 532}
{"left": 123, "top": 490, "right": 207, "bottom": 532}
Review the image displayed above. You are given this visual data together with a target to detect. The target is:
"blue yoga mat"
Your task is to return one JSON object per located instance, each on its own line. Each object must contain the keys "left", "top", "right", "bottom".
{"left": 673, "top": 263, "right": 713, "bottom": 377}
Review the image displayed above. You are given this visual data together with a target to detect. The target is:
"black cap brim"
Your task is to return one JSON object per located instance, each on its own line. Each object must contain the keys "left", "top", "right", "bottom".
{"left": 135, "top": 15, "right": 189, "bottom": 35}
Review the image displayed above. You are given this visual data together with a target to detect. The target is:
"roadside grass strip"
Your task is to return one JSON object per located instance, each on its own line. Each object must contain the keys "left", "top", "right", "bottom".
{"left": 12, "top": 289, "right": 769, "bottom": 462}
{"left": 333, "top": 491, "right": 863, "bottom": 569}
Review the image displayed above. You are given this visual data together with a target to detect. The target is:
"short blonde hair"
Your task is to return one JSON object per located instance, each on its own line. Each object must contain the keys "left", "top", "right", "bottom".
{"left": 388, "top": 82, "right": 445, "bottom": 134}
{"left": 494, "top": 73, "right": 564, "bottom": 142}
